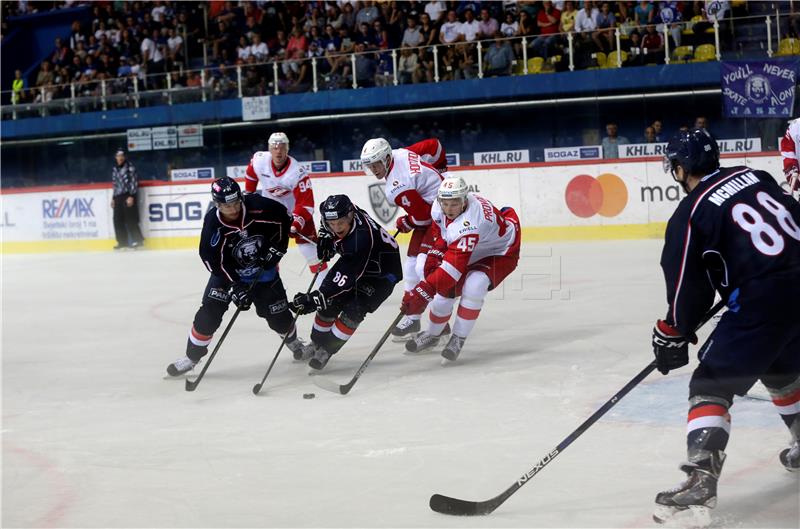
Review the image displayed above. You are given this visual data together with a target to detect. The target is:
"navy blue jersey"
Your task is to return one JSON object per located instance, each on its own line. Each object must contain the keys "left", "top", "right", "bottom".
{"left": 199, "top": 193, "right": 292, "bottom": 282}
{"left": 661, "top": 165, "right": 800, "bottom": 336}
{"left": 320, "top": 206, "right": 403, "bottom": 301}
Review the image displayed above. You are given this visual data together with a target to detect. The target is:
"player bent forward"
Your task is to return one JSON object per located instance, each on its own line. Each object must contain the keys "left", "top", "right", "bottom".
{"left": 288, "top": 195, "right": 403, "bottom": 370}
{"left": 166, "top": 177, "right": 306, "bottom": 376}
{"left": 651, "top": 129, "right": 800, "bottom": 526}
{"left": 401, "top": 176, "right": 521, "bottom": 362}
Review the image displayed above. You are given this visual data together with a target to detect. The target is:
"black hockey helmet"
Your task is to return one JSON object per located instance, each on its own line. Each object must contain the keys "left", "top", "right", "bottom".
{"left": 211, "top": 177, "right": 242, "bottom": 204}
{"left": 664, "top": 128, "right": 720, "bottom": 179}
{"left": 319, "top": 194, "right": 354, "bottom": 222}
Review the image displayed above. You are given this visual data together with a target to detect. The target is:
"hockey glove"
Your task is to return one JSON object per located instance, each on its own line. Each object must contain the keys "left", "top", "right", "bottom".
{"left": 396, "top": 215, "right": 416, "bottom": 234}
{"left": 785, "top": 166, "right": 800, "bottom": 192}
{"left": 316, "top": 229, "right": 336, "bottom": 262}
{"left": 289, "top": 214, "right": 305, "bottom": 238}
{"left": 231, "top": 282, "right": 253, "bottom": 311}
{"left": 423, "top": 248, "right": 446, "bottom": 277}
{"left": 290, "top": 290, "right": 327, "bottom": 315}
{"left": 652, "top": 320, "right": 697, "bottom": 375}
{"left": 400, "top": 281, "right": 435, "bottom": 315}
{"left": 257, "top": 246, "right": 285, "bottom": 268}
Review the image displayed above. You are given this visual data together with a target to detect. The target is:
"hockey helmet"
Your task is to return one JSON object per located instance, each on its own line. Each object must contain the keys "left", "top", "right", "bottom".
{"left": 211, "top": 177, "right": 242, "bottom": 204}
{"left": 663, "top": 128, "right": 720, "bottom": 181}
{"left": 268, "top": 132, "right": 290, "bottom": 148}
{"left": 438, "top": 176, "right": 469, "bottom": 201}
{"left": 360, "top": 138, "right": 393, "bottom": 178}
{"left": 320, "top": 194, "right": 355, "bottom": 223}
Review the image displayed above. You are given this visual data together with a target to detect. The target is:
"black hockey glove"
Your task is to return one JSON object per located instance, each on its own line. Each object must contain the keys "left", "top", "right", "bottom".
{"left": 290, "top": 290, "right": 327, "bottom": 315}
{"left": 652, "top": 320, "right": 696, "bottom": 375}
{"left": 316, "top": 229, "right": 336, "bottom": 263}
{"left": 231, "top": 282, "right": 253, "bottom": 311}
{"left": 257, "top": 246, "right": 285, "bottom": 268}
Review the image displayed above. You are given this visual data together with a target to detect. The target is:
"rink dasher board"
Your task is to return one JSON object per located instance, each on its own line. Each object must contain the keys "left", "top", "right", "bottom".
{"left": 0, "top": 153, "right": 783, "bottom": 253}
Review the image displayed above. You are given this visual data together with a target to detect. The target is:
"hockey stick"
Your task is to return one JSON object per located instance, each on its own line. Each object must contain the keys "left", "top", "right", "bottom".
{"left": 429, "top": 299, "right": 726, "bottom": 516}
{"left": 252, "top": 269, "right": 322, "bottom": 395}
{"left": 185, "top": 278, "right": 262, "bottom": 392}
{"left": 313, "top": 312, "right": 405, "bottom": 395}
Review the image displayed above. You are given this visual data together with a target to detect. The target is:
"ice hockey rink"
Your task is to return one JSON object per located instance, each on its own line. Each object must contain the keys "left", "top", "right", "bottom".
{"left": 3, "top": 240, "right": 798, "bottom": 528}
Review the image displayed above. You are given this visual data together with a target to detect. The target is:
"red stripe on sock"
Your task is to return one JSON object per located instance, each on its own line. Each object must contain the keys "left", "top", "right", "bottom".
{"left": 334, "top": 319, "right": 355, "bottom": 336}
{"left": 191, "top": 326, "right": 213, "bottom": 341}
{"left": 456, "top": 305, "right": 481, "bottom": 320}
{"left": 314, "top": 316, "right": 334, "bottom": 328}
{"left": 687, "top": 404, "right": 729, "bottom": 422}
{"left": 772, "top": 388, "right": 800, "bottom": 407}
{"left": 430, "top": 311, "right": 451, "bottom": 324}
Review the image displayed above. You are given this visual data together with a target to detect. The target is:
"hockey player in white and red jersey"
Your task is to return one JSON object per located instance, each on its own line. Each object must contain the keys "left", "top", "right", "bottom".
{"left": 400, "top": 175, "right": 521, "bottom": 362}
{"left": 779, "top": 118, "right": 800, "bottom": 197}
{"left": 405, "top": 137, "right": 449, "bottom": 172}
{"left": 360, "top": 137, "right": 446, "bottom": 340}
{"left": 244, "top": 132, "right": 328, "bottom": 285}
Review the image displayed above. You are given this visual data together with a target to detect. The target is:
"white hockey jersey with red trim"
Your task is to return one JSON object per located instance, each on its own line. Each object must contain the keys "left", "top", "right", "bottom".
{"left": 780, "top": 118, "right": 800, "bottom": 175}
{"left": 384, "top": 148, "right": 442, "bottom": 226}
{"left": 406, "top": 138, "right": 447, "bottom": 171}
{"left": 427, "top": 193, "right": 516, "bottom": 290}
{"left": 244, "top": 152, "right": 314, "bottom": 225}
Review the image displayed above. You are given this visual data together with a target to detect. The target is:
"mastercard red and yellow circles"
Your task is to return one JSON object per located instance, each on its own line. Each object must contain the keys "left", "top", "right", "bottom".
{"left": 564, "top": 173, "right": 628, "bottom": 218}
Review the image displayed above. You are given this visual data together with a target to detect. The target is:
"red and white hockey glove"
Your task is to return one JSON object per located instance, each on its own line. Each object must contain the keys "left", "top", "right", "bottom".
{"left": 423, "top": 248, "right": 445, "bottom": 277}
{"left": 652, "top": 320, "right": 697, "bottom": 375}
{"left": 400, "top": 281, "right": 435, "bottom": 315}
{"left": 395, "top": 215, "right": 416, "bottom": 234}
{"left": 785, "top": 166, "right": 800, "bottom": 192}
{"left": 289, "top": 214, "right": 305, "bottom": 239}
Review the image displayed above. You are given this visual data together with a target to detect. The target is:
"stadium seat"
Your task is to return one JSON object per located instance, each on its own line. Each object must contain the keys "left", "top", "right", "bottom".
{"left": 671, "top": 45, "right": 694, "bottom": 63}
{"left": 605, "top": 50, "right": 628, "bottom": 68}
{"left": 512, "top": 60, "right": 525, "bottom": 75}
{"left": 682, "top": 15, "right": 704, "bottom": 36}
{"left": 527, "top": 57, "right": 544, "bottom": 74}
{"left": 776, "top": 38, "right": 800, "bottom": 56}
{"left": 592, "top": 51, "right": 607, "bottom": 68}
{"left": 691, "top": 44, "right": 717, "bottom": 62}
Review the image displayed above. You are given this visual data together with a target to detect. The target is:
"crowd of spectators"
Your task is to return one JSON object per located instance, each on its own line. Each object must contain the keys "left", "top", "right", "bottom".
{"left": 3, "top": 1, "right": 754, "bottom": 108}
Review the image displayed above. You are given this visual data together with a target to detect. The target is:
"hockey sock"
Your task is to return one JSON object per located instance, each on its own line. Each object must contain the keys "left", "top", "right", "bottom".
{"left": 686, "top": 395, "right": 731, "bottom": 466}
{"left": 403, "top": 254, "right": 420, "bottom": 292}
{"left": 428, "top": 294, "right": 456, "bottom": 335}
{"left": 281, "top": 325, "right": 298, "bottom": 343}
{"left": 311, "top": 313, "right": 334, "bottom": 344}
{"left": 186, "top": 325, "right": 213, "bottom": 361}
{"left": 765, "top": 376, "right": 800, "bottom": 440}
{"left": 327, "top": 316, "right": 358, "bottom": 354}
{"left": 452, "top": 272, "right": 489, "bottom": 338}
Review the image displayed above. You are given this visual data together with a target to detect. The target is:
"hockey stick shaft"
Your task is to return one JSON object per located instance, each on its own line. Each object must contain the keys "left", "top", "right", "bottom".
{"left": 252, "top": 269, "right": 321, "bottom": 395}
{"left": 314, "top": 312, "right": 405, "bottom": 395}
{"left": 430, "top": 299, "right": 726, "bottom": 516}
{"left": 185, "top": 305, "right": 244, "bottom": 392}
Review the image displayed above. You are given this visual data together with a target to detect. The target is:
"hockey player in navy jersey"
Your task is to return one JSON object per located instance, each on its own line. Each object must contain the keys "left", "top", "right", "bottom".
{"left": 651, "top": 129, "right": 800, "bottom": 525}
{"left": 166, "top": 177, "right": 306, "bottom": 376}
{"left": 289, "top": 195, "right": 402, "bottom": 370}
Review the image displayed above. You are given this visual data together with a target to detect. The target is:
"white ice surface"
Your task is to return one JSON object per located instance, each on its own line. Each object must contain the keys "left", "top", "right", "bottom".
{"left": 2, "top": 240, "right": 798, "bottom": 528}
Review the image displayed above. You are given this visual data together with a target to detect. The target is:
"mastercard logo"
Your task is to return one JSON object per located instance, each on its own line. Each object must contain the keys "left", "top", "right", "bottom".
{"left": 564, "top": 173, "right": 628, "bottom": 218}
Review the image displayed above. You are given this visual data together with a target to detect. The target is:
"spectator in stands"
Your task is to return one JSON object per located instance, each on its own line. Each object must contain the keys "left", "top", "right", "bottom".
{"left": 440, "top": 44, "right": 458, "bottom": 81}
{"left": 634, "top": 0, "right": 655, "bottom": 25}
{"left": 440, "top": 10, "right": 463, "bottom": 44}
{"left": 353, "top": 42, "right": 377, "bottom": 87}
{"left": 478, "top": 7, "right": 499, "bottom": 40}
{"left": 641, "top": 24, "right": 664, "bottom": 64}
{"left": 652, "top": 119, "right": 664, "bottom": 140}
{"left": 341, "top": 2, "right": 357, "bottom": 31}
{"left": 425, "top": 0, "right": 447, "bottom": 24}
{"left": 250, "top": 33, "right": 269, "bottom": 61}
{"left": 483, "top": 33, "right": 515, "bottom": 76}
{"left": 533, "top": 1, "right": 562, "bottom": 60}
{"left": 111, "top": 149, "right": 144, "bottom": 250}
{"left": 560, "top": 1, "right": 578, "bottom": 33}
{"left": 287, "top": 25, "right": 309, "bottom": 57}
{"left": 574, "top": 1, "right": 599, "bottom": 69}
{"left": 402, "top": 16, "right": 424, "bottom": 47}
{"left": 356, "top": 1, "right": 380, "bottom": 27}
{"left": 354, "top": 22, "right": 375, "bottom": 49}
{"left": 643, "top": 126, "right": 657, "bottom": 143}
{"left": 167, "top": 27, "right": 184, "bottom": 63}
{"left": 35, "top": 61, "right": 54, "bottom": 90}
{"left": 50, "top": 37, "right": 72, "bottom": 68}
{"left": 602, "top": 123, "right": 630, "bottom": 158}
{"left": 655, "top": 1, "right": 683, "bottom": 47}
{"left": 501, "top": 11, "right": 519, "bottom": 37}
{"left": 398, "top": 46, "right": 420, "bottom": 84}
{"left": 11, "top": 69, "right": 25, "bottom": 104}
{"left": 374, "top": 51, "right": 393, "bottom": 86}
{"left": 69, "top": 20, "right": 86, "bottom": 50}
{"left": 460, "top": 9, "right": 481, "bottom": 42}
{"left": 211, "top": 21, "right": 233, "bottom": 62}
{"left": 372, "top": 19, "right": 390, "bottom": 49}
{"left": 419, "top": 12, "right": 439, "bottom": 45}
{"left": 417, "top": 46, "right": 436, "bottom": 83}
{"left": 592, "top": 2, "right": 616, "bottom": 53}
{"left": 456, "top": 43, "right": 478, "bottom": 79}
{"left": 237, "top": 35, "right": 252, "bottom": 63}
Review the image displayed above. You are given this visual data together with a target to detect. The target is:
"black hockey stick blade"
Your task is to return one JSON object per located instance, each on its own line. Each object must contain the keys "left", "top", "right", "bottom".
{"left": 312, "top": 312, "right": 404, "bottom": 395}
{"left": 429, "top": 299, "right": 726, "bottom": 516}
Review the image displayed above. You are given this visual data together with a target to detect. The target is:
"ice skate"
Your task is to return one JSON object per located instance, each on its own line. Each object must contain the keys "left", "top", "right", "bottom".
{"left": 286, "top": 336, "right": 311, "bottom": 361}
{"left": 308, "top": 346, "right": 332, "bottom": 371}
{"left": 441, "top": 334, "right": 466, "bottom": 363}
{"left": 405, "top": 324, "right": 451, "bottom": 354}
{"left": 780, "top": 440, "right": 799, "bottom": 472}
{"left": 166, "top": 356, "right": 197, "bottom": 377}
{"left": 391, "top": 315, "right": 420, "bottom": 342}
{"left": 653, "top": 453, "right": 725, "bottom": 528}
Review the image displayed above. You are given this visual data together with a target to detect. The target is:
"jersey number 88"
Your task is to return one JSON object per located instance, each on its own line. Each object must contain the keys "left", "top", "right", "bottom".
{"left": 732, "top": 191, "right": 800, "bottom": 256}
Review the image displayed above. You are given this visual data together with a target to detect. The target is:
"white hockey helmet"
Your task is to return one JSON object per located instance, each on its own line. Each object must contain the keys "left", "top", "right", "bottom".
{"left": 438, "top": 175, "right": 469, "bottom": 201}
{"left": 268, "top": 132, "right": 290, "bottom": 148}
{"left": 360, "top": 137, "right": 393, "bottom": 178}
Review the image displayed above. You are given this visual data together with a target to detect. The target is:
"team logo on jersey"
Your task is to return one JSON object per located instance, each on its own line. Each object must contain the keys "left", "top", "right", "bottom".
{"left": 463, "top": 221, "right": 471, "bottom": 227}
{"left": 232, "top": 235, "right": 265, "bottom": 268}
{"left": 265, "top": 186, "right": 292, "bottom": 198}
{"left": 368, "top": 183, "right": 398, "bottom": 223}
{"left": 745, "top": 75, "right": 770, "bottom": 104}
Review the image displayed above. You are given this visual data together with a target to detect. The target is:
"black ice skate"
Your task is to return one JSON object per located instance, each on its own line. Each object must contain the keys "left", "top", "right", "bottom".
{"left": 166, "top": 356, "right": 197, "bottom": 376}
{"left": 391, "top": 316, "right": 420, "bottom": 342}
{"left": 308, "top": 346, "right": 332, "bottom": 371}
{"left": 653, "top": 452, "right": 725, "bottom": 528}
{"left": 441, "top": 334, "right": 466, "bottom": 362}
{"left": 780, "top": 441, "right": 799, "bottom": 472}
{"left": 405, "top": 324, "right": 451, "bottom": 353}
